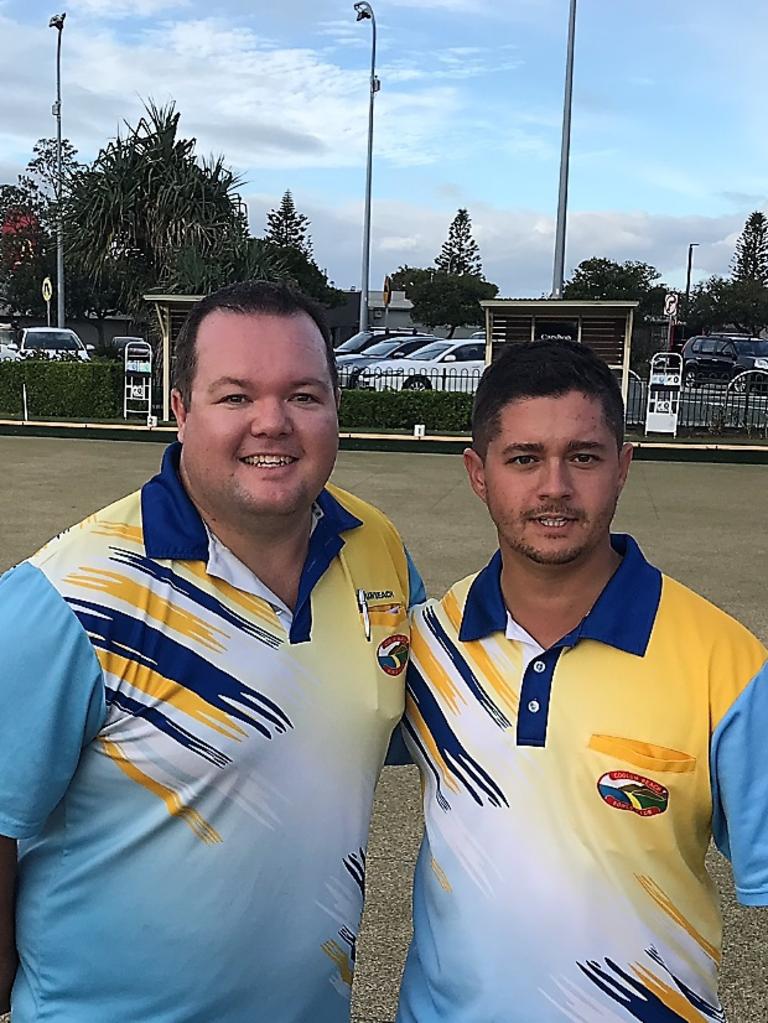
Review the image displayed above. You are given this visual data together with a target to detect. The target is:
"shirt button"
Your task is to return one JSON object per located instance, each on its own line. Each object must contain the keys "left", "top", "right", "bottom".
{"left": 528, "top": 700, "right": 541, "bottom": 714}
{"left": 533, "top": 660, "right": 546, "bottom": 673}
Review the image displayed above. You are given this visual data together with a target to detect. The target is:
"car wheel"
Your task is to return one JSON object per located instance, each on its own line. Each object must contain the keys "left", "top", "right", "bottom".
{"left": 732, "top": 375, "right": 748, "bottom": 394}
{"left": 684, "top": 367, "right": 697, "bottom": 388}
{"left": 403, "top": 376, "right": 432, "bottom": 391}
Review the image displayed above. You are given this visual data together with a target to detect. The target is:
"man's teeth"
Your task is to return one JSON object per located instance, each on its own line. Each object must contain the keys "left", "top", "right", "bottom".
{"left": 538, "top": 517, "right": 568, "bottom": 526}
{"left": 242, "top": 455, "right": 295, "bottom": 467}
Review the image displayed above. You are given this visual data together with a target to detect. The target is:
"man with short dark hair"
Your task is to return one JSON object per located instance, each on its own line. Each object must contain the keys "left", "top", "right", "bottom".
{"left": 398, "top": 339, "right": 768, "bottom": 1023}
{"left": 0, "top": 279, "right": 423, "bottom": 1023}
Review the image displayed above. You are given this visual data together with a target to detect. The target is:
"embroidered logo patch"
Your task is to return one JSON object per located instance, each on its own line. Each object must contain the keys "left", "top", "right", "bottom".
{"left": 377, "top": 634, "right": 409, "bottom": 676}
{"left": 597, "top": 771, "right": 669, "bottom": 817}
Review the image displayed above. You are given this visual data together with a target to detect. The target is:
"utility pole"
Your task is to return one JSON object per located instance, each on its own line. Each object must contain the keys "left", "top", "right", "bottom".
{"left": 49, "top": 12, "right": 67, "bottom": 327}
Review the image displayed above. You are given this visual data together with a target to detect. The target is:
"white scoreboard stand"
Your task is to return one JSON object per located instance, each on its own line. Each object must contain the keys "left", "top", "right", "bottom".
{"left": 123, "top": 341, "right": 153, "bottom": 421}
{"left": 645, "top": 351, "right": 683, "bottom": 436}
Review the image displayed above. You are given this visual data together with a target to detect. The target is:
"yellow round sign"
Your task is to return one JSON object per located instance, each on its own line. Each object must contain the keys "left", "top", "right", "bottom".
{"left": 42, "top": 277, "right": 53, "bottom": 303}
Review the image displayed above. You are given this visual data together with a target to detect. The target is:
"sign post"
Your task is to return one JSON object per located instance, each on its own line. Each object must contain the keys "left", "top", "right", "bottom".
{"left": 42, "top": 277, "right": 53, "bottom": 327}
{"left": 645, "top": 351, "right": 682, "bottom": 436}
{"left": 382, "top": 274, "right": 392, "bottom": 332}
{"left": 663, "top": 292, "right": 679, "bottom": 351}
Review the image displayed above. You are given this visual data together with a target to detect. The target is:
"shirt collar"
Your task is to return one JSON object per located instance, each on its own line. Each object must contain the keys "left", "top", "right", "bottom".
{"left": 459, "top": 534, "right": 662, "bottom": 657}
{"left": 141, "top": 442, "right": 362, "bottom": 562}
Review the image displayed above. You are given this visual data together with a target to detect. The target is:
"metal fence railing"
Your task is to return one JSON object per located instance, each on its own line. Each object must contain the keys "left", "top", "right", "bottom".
{"left": 626, "top": 371, "right": 768, "bottom": 435}
{"left": 338, "top": 364, "right": 483, "bottom": 394}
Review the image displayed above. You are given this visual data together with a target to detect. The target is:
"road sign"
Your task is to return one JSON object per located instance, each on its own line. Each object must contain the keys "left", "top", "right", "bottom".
{"left": 42, "top": 277, "right": 53, "bottom": 302}
{"left": 663, "top": 292, "right": 679, "bottom": 318}
{"left": 382, "top": 275, "right": 393, "bottom": 307}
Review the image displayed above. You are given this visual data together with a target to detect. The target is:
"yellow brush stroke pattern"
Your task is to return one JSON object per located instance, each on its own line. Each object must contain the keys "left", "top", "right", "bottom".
{"left": 636, "top": 875, "right": 720, "bottom": 963}
{"left": 431, "top": 856, "right": 452, "bottom": 892}
{"left": 631, "top": 963, "right": 711, "bottom": 1023}
{"left": 100, "top": 738, "right": 221, "bottom": 845}
{"left": 321, "top": 940, "right": 354, "bottom": 987}
{"left": 91, "top": 522, "right": 144, "bottom": 545}
{"left": 406, "top": 695, "right": 460, "bottom": 795}
{"left": 443, "top": 592, "right": 520, "bottom": 719}
{"left": 183, "top": 561, "right": 281, "bottom": 629}
{"left": 95, "top": 648, "right": 246, "bottom": 740}
{"left": 412, "top": 628, "right": 463, "bottom": 715}
{"left": 65, "top": 568, "right": 228, "bottom": 652}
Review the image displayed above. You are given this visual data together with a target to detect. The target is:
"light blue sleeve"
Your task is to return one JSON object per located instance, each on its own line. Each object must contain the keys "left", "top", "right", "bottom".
{"left": 0, "top": 562, "right": 106, "bottom": 838}
{"left": 710, "top": 661, "right": 768, "bottom": 906}
{"left": 406, "top": 547, "right": 426, "bottom": 608}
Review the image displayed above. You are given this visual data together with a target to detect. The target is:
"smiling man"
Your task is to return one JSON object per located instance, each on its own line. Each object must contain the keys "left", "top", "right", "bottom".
{"left": 0, "top": 280, "right": 423, "bottom": 1023}
{"left": 398, "top": 339, "right": 768, "bottom": 1023}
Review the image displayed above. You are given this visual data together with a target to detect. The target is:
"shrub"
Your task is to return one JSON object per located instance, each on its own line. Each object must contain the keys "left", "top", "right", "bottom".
{"left": 339, "top": 389, "right": 472, "bottom": 433}
{"left": 0, "top": 360, "right": 123, "bottom": 419}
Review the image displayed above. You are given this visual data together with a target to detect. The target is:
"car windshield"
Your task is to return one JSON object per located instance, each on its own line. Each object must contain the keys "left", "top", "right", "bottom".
{"left": 336, "top": 333, "right": 372, "bottom": 353}
{"left": 405, "top": 342, "right": 451, "bottom": 361}
{"left": 734, "top": 340, "right": 768, "bottom": 356}
{"left": 26, "top": 331, "right": 79, "bottom": 351}
{"left": 361, "top": 340, "right": 402, "bottom": 357}
{"left": 0, "top": 328, "right": 15, "bottom": 346}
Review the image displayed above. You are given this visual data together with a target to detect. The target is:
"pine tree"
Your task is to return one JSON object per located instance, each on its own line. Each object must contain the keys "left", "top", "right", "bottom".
{"left": 732, "top": 211, "right": 768, "bottom": 285}
{"left": 265, "top": 190, "right": 313, "bottom": 256}
{"left": 434, "top": 208, "right": 482, "bottom": 276}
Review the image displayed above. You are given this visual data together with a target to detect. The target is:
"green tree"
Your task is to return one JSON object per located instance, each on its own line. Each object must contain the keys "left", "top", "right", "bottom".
{"left": 64, "top": 101, "right": 249, "bottom": 311}
{"left": 435, "top": 209, "right": 482, "bottom": 276}
{"left": 401, "top": 270, "right": 498, "bottom": 338}
{"left": 390, "top": 265, "right": 434, "bottom": 295}
{"left": 563, "top": 257, "right": 667, "bottom": 319}
{"left": 732, "top": 211, "right": 768, "bottom": 285}
{"left": 265, "top": 191, "right": 313, "bottom": 257}
{"left": 687, "top": 276, "right": 768, "bottom": 336}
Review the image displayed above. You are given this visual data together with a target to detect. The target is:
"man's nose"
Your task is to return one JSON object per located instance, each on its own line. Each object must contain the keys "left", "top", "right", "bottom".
{"left": 538, "top": 459, "right": 573, "bottom": 500}
{"left": 248, "top": 398, "right": 292, "bottom": 436}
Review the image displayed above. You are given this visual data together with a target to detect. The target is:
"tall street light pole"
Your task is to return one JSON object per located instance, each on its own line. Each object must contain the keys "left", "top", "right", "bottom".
{"left": 551, "top": 0, "right": 578, "bottom": 299}
{"left": 684, "top": 242, "right": 699, "bottom": 331}
{"left": 49, "top": 12, "right": 66, "bottom": 328}
{"left": 354, "top": 2, "right": 379, "bottom": 333}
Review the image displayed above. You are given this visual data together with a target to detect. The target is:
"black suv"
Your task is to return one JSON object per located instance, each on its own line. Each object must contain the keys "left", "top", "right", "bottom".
{"left": 681, "top": 335, "right": 768, "bottom": 388}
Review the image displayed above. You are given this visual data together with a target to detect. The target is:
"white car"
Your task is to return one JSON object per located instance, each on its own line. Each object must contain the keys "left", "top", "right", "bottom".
{"left": 356, "top": 339, "right": 487, "bottom": 393}
{"left": 16, "top": 327, "right": 92, "bottom": 361}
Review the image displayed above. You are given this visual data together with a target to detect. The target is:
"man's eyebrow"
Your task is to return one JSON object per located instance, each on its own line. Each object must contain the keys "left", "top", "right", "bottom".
{"left": 565, "top": 440, "right": 607, "bottom": 452}
{"left": 500, "top": 442, "right": 545, "bottom": 454}
{"left": 207, "top": 376, "right": 250, "bottom": 392}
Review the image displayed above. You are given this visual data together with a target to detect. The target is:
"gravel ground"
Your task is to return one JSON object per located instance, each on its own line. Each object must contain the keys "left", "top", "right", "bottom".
{"left": 1, "top": 437, "right": 767, "bottom": 1022}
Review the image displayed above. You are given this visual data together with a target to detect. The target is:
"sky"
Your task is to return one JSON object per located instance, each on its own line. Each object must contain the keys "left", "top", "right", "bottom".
{"left": 1, "top": 0, "right": 767, "bottom": 297}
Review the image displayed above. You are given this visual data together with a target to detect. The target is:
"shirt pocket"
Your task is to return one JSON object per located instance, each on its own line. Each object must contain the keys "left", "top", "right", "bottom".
{"left": 588, "top": 734, "right": 697, "bottom": 774}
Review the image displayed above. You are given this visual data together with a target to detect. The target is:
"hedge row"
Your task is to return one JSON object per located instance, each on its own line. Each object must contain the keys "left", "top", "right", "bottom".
{"left": 338, "top": 389, "right": 472, "bottom": 432}
{"left": 0, "top": 361, "right": 474, "bottom": 432}
{"left": 0, "top": 360, "right": 123, "bottom": 419}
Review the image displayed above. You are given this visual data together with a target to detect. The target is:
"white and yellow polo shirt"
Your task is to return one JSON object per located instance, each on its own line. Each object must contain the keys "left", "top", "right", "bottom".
{"left": 0, "top": 442, "right": 422, "bottom": 1023}
{"left": 399, "top": 535, "right": 768, "bottom": 1023}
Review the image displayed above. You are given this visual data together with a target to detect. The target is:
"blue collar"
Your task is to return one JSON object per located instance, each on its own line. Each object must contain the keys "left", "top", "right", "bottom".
{"left": 141, "top": 443, "right": 363, "bottom": 643}
{"left": 458, "top": 534, "right": 662, "bottom": 657}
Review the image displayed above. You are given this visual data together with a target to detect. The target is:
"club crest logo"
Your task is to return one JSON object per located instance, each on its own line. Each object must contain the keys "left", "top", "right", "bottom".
{"left": 597, "top": 771, "right": 669, "bottom": 817}
{"left": 377, "top": 634, "right": 409, "bottom": 676}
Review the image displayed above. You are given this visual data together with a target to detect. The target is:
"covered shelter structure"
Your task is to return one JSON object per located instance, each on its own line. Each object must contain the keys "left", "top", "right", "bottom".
{"left": 143, "top": 293, "right": 202, "bottom": 421}
{"left": 479, "top": 299, "right": 638, "bottom": 402}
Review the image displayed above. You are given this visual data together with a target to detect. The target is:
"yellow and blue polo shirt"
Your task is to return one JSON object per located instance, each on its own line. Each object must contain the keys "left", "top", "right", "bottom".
{"left": 399, "top": 535, "right": 768, "bottom": 1023}
{"left": 0, "top": 442, "right": 423, "bottom": 1023}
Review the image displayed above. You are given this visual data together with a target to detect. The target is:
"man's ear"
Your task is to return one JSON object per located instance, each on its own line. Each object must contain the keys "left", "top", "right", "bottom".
{"left": 171, "top": 389, "right": 188, "bottom": 442}
{"left": 463, "top": 446, "right": 488, "bottom": 504}
{"left": 617, "top": 441, "right": 633, "bottom": 492}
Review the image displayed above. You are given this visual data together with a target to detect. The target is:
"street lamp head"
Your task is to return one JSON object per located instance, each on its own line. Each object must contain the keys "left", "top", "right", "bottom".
{"left": 354, "top": 2, "right": 373, "bottom": 21}
{"left": 49, "top": 12, "right": 66, "bottom": 30}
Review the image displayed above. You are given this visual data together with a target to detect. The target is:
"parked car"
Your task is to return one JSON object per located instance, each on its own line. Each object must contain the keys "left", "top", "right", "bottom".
{"left": 356, "top": 339, "right": 487, "bottom": 393}
{"left": 16, "top": 327, "right": 91, "bottom": 361}
{"left": 336, "top": 335, "right": 438, "bottom": 386}
{"left": 334, "top": 328, "right": 425, "bottom": 358}
{"left": 110, "top": 335, "right": 146, "bottom": 354}
{"left": 682, "top": 335, "right": 768, "bottom": 387}
{"left": 0, "top": 323, "right": 20, "bottom": 361}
